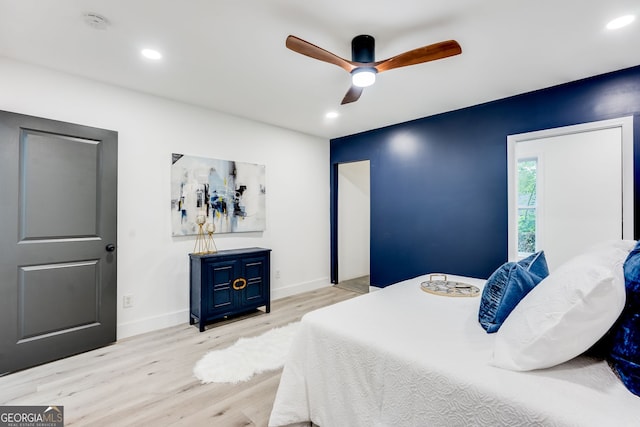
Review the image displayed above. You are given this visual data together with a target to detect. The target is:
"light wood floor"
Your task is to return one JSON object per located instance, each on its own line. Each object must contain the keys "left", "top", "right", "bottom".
{"left": 0, "top": 286, "right": 359, "bottom": 426}
{"left": 335, "top": 275, "right": 370, "bottom": 294}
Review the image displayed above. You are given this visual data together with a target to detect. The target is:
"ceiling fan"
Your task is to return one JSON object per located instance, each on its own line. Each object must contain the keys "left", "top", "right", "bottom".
{"left": 286, "top": 34, "right": 462, "bottom": 104}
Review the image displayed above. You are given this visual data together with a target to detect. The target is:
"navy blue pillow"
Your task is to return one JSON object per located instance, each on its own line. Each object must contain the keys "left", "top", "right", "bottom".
{"left": 478, "top": 251, "right": 549, "bottom": 333}
{"left": 609, "top": 241, "right": 640, "bottom": 396}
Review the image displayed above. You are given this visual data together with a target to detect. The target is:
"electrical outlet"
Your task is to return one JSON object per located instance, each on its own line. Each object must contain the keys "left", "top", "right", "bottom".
{"left": 275, "top": 270, "right": 281, "bottom": 279}
{"left": 123, "top": 294, "right": 133, "bottom": 308}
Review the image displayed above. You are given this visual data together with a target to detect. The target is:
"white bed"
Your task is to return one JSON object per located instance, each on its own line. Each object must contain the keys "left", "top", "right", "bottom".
{"left": 269, "top": 274, "right": 640, "bottom": 427}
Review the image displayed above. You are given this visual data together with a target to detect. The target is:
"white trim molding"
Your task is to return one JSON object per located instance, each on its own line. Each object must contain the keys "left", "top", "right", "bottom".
{"left": 507, "top": 116, "right": 634, "bottom": 262}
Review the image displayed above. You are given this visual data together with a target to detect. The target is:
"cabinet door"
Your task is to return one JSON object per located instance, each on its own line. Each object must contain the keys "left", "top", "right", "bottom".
{"left": 240, "top": 256, "right": 268, "bottom": 307}
{"left": 205, "top": 259, "right": 237, "bottom": 314}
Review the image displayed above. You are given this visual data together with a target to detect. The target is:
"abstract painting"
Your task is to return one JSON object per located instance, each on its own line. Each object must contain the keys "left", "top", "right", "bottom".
{"left": 171, "top": 153, "right": 266, "bottom": 235}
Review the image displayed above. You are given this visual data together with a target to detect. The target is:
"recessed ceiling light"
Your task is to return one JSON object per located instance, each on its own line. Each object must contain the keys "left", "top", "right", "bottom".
{"left": 141, "top": 48, "right": 162, "bottom": 60}
{"left": 606, "top": 14, "right": 635, "bottom": 30}
{"left": 325, "top": 111, "right": 339, "bottom": 119}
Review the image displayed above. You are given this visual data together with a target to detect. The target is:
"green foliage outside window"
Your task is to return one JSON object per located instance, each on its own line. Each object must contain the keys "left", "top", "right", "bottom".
{"left": 518, "top": 159, "right": 537, "bottom": 254}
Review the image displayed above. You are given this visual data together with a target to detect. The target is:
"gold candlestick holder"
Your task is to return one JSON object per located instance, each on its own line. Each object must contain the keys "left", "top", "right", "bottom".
{"left": 193, "top": 213, "right": 208, "bottom": 254}
{"left": 205, "top": 222, "right": 218, "bottom": 253}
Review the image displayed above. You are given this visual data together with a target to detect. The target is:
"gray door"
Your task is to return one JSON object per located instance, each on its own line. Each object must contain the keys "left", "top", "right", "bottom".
{"left": 0, "top": 110, "right": 117, "bottom": 374}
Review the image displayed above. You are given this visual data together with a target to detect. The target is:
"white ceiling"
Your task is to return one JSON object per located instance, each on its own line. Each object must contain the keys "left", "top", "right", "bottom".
{"left": 0, "top": 0, "right": 638, "bottom": 139}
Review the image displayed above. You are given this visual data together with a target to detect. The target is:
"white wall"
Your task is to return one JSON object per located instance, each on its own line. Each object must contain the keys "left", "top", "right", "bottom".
{"left": 0, "top": 58, "right": 330, "bottom": 339}
{"left": 337, "top": 161, "right": 370, "bottom": 281}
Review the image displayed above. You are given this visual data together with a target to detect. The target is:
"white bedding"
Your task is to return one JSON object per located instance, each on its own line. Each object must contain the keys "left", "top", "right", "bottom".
{"left": 269, "top": 274, "right": 640, "bottom": 427}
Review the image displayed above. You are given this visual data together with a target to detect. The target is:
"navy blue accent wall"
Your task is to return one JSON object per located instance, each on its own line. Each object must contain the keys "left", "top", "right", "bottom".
{"left": 331, "top": 65, "right": 640, "bottom": 287}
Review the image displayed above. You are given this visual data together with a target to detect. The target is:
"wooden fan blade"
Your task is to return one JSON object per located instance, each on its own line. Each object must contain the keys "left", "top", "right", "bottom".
{"left": 341, "top": 85, "right": 364, "bottom": 105}
{"left": 374, "top": 40, "right": 461, "bottom": 73}
{"left": 286, "top": 35, "right": 357, "bottom": 73}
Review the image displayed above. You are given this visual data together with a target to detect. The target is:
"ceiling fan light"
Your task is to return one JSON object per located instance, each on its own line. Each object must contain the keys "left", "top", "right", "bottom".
{"left": 352, "top": 69, "right": 376, "bottom": 88}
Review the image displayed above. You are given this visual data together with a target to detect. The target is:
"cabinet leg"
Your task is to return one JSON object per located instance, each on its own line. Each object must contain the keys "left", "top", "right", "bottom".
{"left": 266, "top": 303, "right": 271, "bottom": 313}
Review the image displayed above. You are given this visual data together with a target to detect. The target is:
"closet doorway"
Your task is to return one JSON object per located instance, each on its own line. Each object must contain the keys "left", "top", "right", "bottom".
{"left": 336, "top": 160, "right": 371, "bottom": 293}
{"left": 507, "top": 116, "right": 634, "bottom": 270}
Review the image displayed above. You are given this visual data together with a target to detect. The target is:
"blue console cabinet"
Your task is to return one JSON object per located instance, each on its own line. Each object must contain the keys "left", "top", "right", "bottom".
{"left": 189, "top": 247, "right": 271, "bottom": 332}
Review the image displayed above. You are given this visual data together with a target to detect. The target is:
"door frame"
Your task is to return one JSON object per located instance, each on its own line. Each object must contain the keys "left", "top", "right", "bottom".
{"left": 337, "top": 160, "right": 371, "bottom": 283}
{"left": 330, "top": 159, "right": 371, "bottom": 284}
{"left": 506, "top": 116, "right": 634, "bottom": 261}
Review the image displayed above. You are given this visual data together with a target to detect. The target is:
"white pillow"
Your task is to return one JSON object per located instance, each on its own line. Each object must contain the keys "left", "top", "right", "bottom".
{"left": 491, "top": 240, "right": 635, "bottom": 371}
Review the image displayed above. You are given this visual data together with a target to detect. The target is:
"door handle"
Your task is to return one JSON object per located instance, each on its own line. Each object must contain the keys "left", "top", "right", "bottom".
{"left": 232, "top": 278, "right": 247, "bottom": 290}
{"left": 106, "top": 244, "right": 116, "bottom": 252}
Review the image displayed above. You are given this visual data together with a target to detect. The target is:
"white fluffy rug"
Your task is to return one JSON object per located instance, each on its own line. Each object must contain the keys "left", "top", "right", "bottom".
{"left": 193, "top": 322, "right": 299, "bottom": 384}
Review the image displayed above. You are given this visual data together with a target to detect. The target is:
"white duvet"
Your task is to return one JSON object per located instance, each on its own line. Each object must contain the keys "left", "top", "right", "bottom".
{"left": 269, "top": 275, "right": 640, "bottom": 427}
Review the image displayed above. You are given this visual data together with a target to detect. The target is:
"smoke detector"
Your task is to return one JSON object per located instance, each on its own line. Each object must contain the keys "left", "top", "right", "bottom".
{"left": 84, "top": 13, "right": 110, "bottom": 30}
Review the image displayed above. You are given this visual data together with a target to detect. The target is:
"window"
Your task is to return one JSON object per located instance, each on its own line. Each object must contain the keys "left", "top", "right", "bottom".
{"left": 517, "top": 158, "right": 537, "bottom": 256}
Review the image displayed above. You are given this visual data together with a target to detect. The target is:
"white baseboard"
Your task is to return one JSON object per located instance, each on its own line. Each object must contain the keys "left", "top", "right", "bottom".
{"left": 271, "top": 277, "right": 332, "bottom": 300}
{"left": 117, "top": 309, "right": 188, "bottom": 340}
{"left": 117, "top": 278, "right": 331, "bottom": 340}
